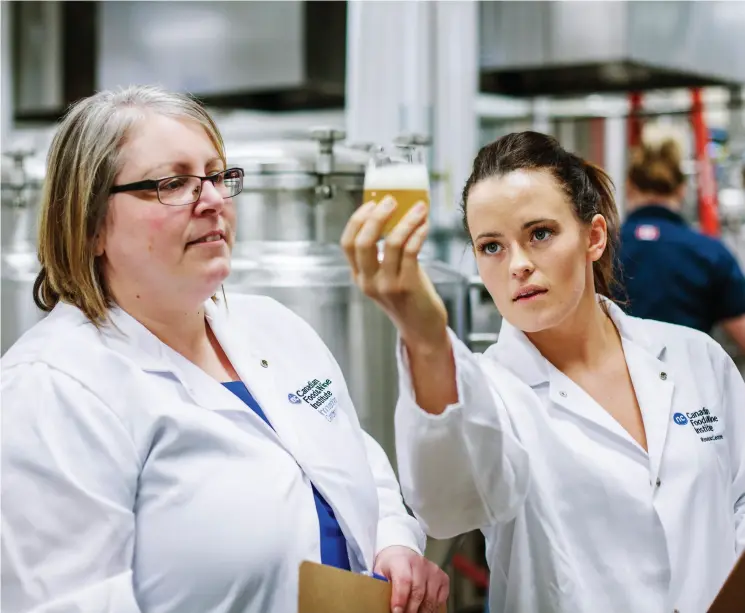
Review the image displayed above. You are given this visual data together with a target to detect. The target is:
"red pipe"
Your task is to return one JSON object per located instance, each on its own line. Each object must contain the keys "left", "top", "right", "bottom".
{"left": 452, "top": 553, "right": 490, "bottom": 590}
{"left": 690, "top": 88, "right": 720, "bottom": 236}
{"left": 627, "top": 91, "right": 643, "bottom": 149}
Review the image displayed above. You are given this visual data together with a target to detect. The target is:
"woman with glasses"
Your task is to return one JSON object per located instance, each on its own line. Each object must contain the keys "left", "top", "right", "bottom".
{"left": 1, "top": 86, "right": 448, "bottom": 613}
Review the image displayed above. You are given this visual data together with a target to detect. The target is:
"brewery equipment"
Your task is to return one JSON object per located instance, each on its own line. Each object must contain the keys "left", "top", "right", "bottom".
{"left": 1, "top": 148, "right": 45, "bottom": 354}
{"left": 227, "top": 128, "right": 371, "bottom": 244}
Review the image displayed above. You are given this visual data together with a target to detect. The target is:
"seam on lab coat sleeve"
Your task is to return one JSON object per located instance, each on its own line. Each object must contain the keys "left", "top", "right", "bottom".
{"left": 394, "top": 329, "right": 530, "bottom": 539}
{"left": 1, "top": 362, "right": 142, "bottom": 613}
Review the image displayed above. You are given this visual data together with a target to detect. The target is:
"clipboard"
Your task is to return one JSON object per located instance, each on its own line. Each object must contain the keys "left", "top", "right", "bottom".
{"left": 298, "top": 561, "right": 447, "bottom": 613}
{"left": 707, "top": 549, "right": 745, "bottom": 613}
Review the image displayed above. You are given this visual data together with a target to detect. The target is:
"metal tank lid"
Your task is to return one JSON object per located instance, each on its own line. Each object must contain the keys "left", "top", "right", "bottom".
{"left": 225, "top": 128, "right": 372, "bottom": 177}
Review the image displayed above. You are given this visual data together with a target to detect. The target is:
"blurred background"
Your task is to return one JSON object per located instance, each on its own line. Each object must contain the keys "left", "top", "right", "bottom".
{"left": 2, "top": 2, "right": 745, "bottom": 611}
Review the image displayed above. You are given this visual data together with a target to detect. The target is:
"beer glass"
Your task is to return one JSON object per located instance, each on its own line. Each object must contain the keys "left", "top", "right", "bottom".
{"left": 363, "top": 145, "right": 430, "bottom": 236}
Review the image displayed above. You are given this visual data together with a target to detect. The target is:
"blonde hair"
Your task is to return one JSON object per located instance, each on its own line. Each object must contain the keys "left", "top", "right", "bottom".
{"left": 627, "top": 126, "right": 686, "bottom": 196}
{"left": 33, "top": 85, "right": 226, "bottom": 325}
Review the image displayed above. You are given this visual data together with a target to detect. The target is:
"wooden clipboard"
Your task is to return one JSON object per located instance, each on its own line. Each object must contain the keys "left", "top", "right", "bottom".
{"left": 707, "top": 549, "right": 745, "bottom": 613}
{"left": 298, "top": 561, "right": 447, "bottom": 613}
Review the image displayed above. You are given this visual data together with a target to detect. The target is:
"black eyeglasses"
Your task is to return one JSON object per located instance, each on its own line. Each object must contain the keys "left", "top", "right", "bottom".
{"left": 110, "top": 167, "right": 244, "bottom": 206}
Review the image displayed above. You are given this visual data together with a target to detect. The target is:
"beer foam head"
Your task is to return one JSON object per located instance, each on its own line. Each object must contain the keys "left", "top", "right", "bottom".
{"left": 364, "top": 163, "right": 430, "bottom": 191}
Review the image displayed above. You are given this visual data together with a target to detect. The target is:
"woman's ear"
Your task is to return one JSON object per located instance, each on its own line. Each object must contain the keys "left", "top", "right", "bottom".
{"left": 587, "top": 214, "right": 607, "bottom": 263}
{"left": 93, "top": 227, "right": 106, "bottom": 257}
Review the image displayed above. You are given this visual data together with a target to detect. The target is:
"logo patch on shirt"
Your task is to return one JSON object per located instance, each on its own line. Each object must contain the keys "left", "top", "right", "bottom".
{"left": 635, "top": 224, "right": 660, "bottom": 241}
{"left": 287, "top": 393, "right": 302, "bottom": 405}
{"left": 295, "top": 378, "right": 338, "bottom": 422}
{"left": 676, "top": 407, "right": 724, "bottom": 443}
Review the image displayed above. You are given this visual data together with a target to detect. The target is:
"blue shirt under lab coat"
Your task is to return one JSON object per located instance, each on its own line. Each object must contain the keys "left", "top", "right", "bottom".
{"left": 223, "top": 380, "right": 351, "bottom": 570}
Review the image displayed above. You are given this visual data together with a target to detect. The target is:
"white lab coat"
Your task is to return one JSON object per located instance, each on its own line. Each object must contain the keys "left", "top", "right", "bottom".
{"left": 395, "top": 298, "right": 745, "bottom": 613}
{"left": 1, "top": 294, "right": 425, "bottom": 613}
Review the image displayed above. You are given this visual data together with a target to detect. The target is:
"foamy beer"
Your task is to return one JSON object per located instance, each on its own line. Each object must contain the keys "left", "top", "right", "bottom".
{"left": 363, "top": 149, "right": 430, "bottom": 236}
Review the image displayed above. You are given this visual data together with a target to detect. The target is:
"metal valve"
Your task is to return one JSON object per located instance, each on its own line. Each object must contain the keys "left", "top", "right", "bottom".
{"left": 314, "top": 183, "right": 334, "bottom": 199}
{"left": 310, "top": 127, "right": 346, "bottom": 147}
{"left": 310, "top": 126, "right": 346, "bottom": 172}
{"left": 393, "top": 133, "right": 432, "bottom": 148}
{"left": 346, "top": 142, "right": 377, "bottom": 152}
{"left": 309, "top": 127, "right": 346, "bottom": 202}
{"left": 3, "top": 149, "right": 35, "bottom": 209}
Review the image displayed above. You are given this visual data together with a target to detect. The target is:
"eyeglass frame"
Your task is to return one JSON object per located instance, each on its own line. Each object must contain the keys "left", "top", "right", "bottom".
{"left": 109, "top": 167, "right": 245, "bottom": 206}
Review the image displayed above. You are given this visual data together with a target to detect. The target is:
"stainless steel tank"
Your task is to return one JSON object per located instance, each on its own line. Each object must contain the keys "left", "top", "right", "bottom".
{"left": 1, "top": 149, "right": 45, "bottom": 354}
{"left": 225, "top": 241, "right": 470, "bottom": 465}
{"left": 226, "top": 128, "right": 371, "bottom": 244}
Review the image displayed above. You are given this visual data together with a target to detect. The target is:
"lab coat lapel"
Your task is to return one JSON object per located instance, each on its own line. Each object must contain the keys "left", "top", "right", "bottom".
{"left": 496, "top": 317, "right": 637, "bottom": 442}
{"left": 613, "top": 311, "right": 673, "bottom": 484}
{"left": 103, "top": 306, "right": 174, "bottom": 373}
{"left": 206, "top": 298, "right": 376, "bottom": 570}
{"left": 205, "top": 300, "right": 303, "bottom": 454}
{"left": 492, "top": 319, "right": 550, "bottom": 387}
{"left": 546, "top": 365, "right": 644, "bottom": 449}
{"left": 105, "top": 303, "right": 283, "bottom": 435}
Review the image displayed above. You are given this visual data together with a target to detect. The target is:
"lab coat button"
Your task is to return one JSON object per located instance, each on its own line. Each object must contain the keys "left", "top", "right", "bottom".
{"left": 261, "top": 359, "right": 269, "bottom": 368}
{"left": 660, "top": 371, "right": 667, "bottom": 380}
{"left": 559, "top": 391, "right": 567, "bottom": 398}
{"left": 656, "top": 478, "right": 661, "bottom": 487}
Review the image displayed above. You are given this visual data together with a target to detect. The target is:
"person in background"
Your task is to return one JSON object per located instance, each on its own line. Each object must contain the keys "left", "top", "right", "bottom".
{"left": 619, "top": 134, "right": 745, "bottom": 351}
{"left": 1, "top": 86, "right": 448, "bottom": 613}
{"left": 341, "top": 131, "right": 744, "bottom": 613}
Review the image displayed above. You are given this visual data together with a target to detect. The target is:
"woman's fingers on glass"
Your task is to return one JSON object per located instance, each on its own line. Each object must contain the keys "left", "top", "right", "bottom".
{"left": 381, "top": 201, "right": 428, "bottom": 278}
{"left": 353, "top": 199, "right": 394, "bottom": 278}
{"left": 355, "top": 196, "right": 397, "bottom": 246}
{"left": 348, "top": 196, "right": 397, "bottom": 292}
{"left": 399, "top": 222, "right": 429, "bottom": 282}
{"left": 341, "top": 201, "right": 377, "bottom": 273}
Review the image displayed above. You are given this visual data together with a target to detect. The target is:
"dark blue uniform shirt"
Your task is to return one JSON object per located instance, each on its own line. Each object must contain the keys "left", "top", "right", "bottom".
{"left": 618, "top": 204, "right": 745, "bottom": 333}
{"left": 222, "top": 380, "right": 352, "bottom": 571}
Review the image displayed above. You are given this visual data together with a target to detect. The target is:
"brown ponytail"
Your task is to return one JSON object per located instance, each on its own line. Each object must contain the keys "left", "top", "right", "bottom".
{"left": 582, "top": 161, "right": 623, "bottom": 301}
{"left": 627, "top": 137, "right": 685, "bottom": 196}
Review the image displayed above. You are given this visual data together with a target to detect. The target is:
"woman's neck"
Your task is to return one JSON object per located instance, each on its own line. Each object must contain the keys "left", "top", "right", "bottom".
{"left": 114, "top": 290, "right": 212, "bottom": 362}
{"left": 525, "top": 291, "right": 619, "bottom": 373}
{"left": 626, "top": 191, "right": 681, "bottom": 212}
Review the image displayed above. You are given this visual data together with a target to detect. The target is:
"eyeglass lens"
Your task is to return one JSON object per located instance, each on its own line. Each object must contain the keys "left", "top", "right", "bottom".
{"left": 158, "top": 169, "right": 243, "bottom": 206}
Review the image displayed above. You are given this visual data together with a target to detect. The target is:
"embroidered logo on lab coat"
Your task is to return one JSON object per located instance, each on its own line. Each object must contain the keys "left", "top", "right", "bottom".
{"left": 676, "top": 407, "right": 724, "bottom": 442}
{"left": 288, "top": 393, "right": 302, "bottom": 405}
{"left": 295, "top": 378, "right": 338, "bottom": 422}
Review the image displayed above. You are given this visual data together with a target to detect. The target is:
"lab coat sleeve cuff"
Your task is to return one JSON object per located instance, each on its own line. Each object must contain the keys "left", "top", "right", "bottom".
{"left": 395, "top": 327, "right": 469, "bottom": 421}
{"left": 375, "top": 517, "right": 426, "bottom": 557}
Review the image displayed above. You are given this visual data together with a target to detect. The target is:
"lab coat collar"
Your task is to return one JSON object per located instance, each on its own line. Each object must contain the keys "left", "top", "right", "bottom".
{"left": 101, "top": 304, "right": 172, "bottom": 372}
{"left": 96, "top": 300, "right": 290, "bottom": 444}
{"left": 492, "top": 295, "right": 667, "bottom": 388}
{"left": 98, "top": 298, "right": 246, "bottom": 374}
{"left": 493, "top": 296, "right": 673, "bottom": 471}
